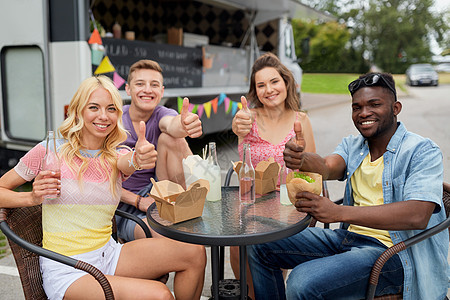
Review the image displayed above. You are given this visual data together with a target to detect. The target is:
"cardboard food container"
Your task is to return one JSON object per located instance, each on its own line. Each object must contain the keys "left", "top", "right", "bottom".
{"left": 286, "top": 171, "right": 322, "bottom": 205}
{"left": 233, "top": 158, "right": 280, "bottom": 195}
{"left": 150, "top": 179, "right": 209, "bottom": 223}
{"left": 182, "top": 155, "right": 208, "bottom": 187}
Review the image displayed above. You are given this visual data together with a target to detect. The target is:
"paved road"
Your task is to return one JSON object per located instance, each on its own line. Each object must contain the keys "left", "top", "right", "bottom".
{"left": 1, "top": 84, "right": 449, "bottom": 299}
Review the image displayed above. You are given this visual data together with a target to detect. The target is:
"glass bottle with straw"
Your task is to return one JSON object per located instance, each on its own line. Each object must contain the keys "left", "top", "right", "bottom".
{"left": 206, "top": 142, "right": 222, "bottom": 201}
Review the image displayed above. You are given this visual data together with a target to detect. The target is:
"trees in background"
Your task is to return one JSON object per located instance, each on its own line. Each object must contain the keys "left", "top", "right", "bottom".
{"left": 292, "top": 20, "right": 369, "bottom": 73}
{"left": 295, "top": 0, "right": 449, "bottom": 73}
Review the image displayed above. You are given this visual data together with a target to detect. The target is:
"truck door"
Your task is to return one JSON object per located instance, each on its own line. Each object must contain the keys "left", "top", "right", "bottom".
{"left": 278, "top": 18, "right": 303, "bottom": 93}
{"left": 0, "top": 0, "right": 51, "bottom": 147}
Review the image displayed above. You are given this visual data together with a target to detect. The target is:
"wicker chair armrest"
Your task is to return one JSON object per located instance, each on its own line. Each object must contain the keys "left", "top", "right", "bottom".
{"left": 0, "top": 208, "right": 115, "bottom": 300}
{"left": 224, "top": 166, "right": 235, "bottom": 187}
{"left": 366, "top": 183, "right": 450, "bottom": 300}
{"left": 114, "top": 208, "right": 151, "bottom": 238}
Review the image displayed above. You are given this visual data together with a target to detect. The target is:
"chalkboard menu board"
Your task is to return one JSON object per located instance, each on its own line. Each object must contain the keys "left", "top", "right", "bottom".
{"left": 102, "top": 39, "right": 203, "bottom": 89}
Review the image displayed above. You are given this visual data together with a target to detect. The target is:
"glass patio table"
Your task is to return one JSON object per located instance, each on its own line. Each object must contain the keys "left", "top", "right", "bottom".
{"left": 146, "top": 186, "right": 311, "bottom": 300}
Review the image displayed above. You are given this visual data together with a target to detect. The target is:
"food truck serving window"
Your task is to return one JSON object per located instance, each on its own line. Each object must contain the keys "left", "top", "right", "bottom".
{"left": 1, "top": 46, "right": 46, "bottom": 142}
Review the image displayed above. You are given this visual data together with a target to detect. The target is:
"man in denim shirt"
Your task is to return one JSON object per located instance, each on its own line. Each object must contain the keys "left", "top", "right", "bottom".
{"left": 248, "top": 73, "right": 448, "bottom": 300}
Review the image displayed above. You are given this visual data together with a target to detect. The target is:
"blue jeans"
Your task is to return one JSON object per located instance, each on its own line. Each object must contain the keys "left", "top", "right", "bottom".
{"left": 116, "top": 181, "right": 154, "bottom": 242}
{"left": 248, "top": 228, "right": 403, "bottom": 300}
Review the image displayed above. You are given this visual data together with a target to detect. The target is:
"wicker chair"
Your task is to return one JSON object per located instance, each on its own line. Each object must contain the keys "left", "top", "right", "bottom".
{"left": 364, "top": 182, "right": 450, "bottom": 300}
{"left": 0, "top": 206, "right": 151, "bottom": 300}
{"left": 319, "top": 182, "right": 450, "bottom": 300}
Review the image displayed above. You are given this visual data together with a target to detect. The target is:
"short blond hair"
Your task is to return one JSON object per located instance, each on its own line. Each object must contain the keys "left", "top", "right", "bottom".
{"left": 128, "top": 59, "right": 163, "bottom": 83}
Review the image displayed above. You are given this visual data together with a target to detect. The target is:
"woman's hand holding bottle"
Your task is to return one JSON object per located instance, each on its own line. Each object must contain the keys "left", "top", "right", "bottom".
{"left": 41, "top": 130, "right": 61, "bottom": 201}
{"left": 33, "top": 170, "right": 61, "bottom": 204}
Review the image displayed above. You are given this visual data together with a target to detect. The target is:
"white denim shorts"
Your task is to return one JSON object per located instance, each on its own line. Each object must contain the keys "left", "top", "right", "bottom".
{"left": 40, "top": 237, "right": 123, "bottom": 300}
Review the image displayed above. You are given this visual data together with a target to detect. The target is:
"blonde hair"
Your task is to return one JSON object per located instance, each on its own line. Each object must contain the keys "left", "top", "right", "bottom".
{"left": 247, "top": 52, "right": 300, "bottom": 111}
{"left": 58, "top": 75, "right": 127, "bottom": 197}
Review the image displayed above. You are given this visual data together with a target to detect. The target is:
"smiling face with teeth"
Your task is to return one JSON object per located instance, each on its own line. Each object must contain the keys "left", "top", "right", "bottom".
{"left": 126, "top": 68, "right": 164, "bottom": 116}
{"left": 80, "top": 87, "right": 118, "bottom": 149}
{"left": 254, "top": 67, "right": 288, "bottom": 110}
{"left": 351, "top": 86, "right": 402, "bottom": 144}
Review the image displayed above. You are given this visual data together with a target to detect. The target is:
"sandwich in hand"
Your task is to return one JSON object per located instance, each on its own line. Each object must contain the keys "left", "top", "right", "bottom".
{"left": 286, "top": 171, "right": 322, "bottom": 205}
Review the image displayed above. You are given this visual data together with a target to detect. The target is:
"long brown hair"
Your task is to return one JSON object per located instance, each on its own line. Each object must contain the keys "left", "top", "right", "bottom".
{"left": 247, "top": 52, "right": 300, "bottom": 111}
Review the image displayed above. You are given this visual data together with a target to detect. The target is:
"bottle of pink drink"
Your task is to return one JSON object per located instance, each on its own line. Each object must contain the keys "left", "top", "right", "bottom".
{"left": 239, "top": 143, "right": 255, "bottom": 204}
{"left": 42, "top": 130, "right": 61, "bottom": 200}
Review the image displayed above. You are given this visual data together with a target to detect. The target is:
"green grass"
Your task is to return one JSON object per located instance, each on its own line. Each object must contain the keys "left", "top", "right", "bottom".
{"left": 300, "top": 73, "right": 427, "bottom": 95}
{"left": 0, "top": 183, "right": 32, "bottom": 259}
{"left": 439, "top": 73, "right": 450, "bottom": 84}
{"left": 0, "top": 230, "right": 7, "bottom": 259}
{"left": 301, "top": 73, "right": 357, "bottom": 94}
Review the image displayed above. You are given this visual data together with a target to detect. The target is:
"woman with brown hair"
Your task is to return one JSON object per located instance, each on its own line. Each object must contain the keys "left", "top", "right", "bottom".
{"left": 232, "top": 52, "right": 316, "bottom": 298}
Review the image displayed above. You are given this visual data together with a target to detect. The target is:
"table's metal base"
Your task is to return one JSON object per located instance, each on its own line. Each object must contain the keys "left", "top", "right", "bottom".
{"left": 146, "top": 188, "right": 311, "bottom": 300}
{"left": 209, "top": 279, "right": 250, "bottom": 300}
{"left": 211, "top": 245, "right": 249, "bottom": 300}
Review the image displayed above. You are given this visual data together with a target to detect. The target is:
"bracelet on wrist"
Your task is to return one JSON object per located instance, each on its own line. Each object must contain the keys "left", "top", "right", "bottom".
{"left": 135, "top": 195, "right": 142, "bottom": 209}
{"left": 128, "top": 149, "right": 142, "bottom": 171}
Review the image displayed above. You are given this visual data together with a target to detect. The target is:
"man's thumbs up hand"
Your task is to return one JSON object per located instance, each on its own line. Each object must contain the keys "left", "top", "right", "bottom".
{"left": 283, "top": 120, "right": 306, "bottom": 170}
{"left": 180, "top": 97, "right": 202, "bottom": 138}
{"left": 134, "top": 121, "right": 157, "bottom": 170}
{"left": 294, "top": 120, "right": 305, "bottom": 149}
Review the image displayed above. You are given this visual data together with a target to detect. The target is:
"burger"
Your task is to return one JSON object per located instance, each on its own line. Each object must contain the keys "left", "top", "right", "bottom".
{"left": 286, "top": 171, "right": 322, "bottom": 205}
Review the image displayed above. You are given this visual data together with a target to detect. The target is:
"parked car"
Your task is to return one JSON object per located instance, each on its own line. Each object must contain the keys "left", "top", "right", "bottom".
{"left": 405, "top": 63, "right": 439, "bottom": 86}
{"left": 435, "top": 63, "right": 450, "bottom": 73}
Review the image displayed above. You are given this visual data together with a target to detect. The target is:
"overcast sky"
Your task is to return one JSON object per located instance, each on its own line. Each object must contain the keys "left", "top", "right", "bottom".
{"left": 431, "top": 0, "right": 449, "bottom": 55}
{"left": 433, "top": 0, "right": 449, "bottom": 11}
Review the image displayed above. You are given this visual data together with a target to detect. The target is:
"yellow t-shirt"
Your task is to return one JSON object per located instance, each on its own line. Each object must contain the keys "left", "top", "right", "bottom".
{"left": 14, "top": 142, "right": 128, "bottom": 256}
{"left": 348, "top": 154, "right": 393, "bottom": 247}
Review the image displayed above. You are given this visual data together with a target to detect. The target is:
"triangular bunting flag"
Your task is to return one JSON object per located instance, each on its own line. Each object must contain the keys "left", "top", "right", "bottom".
{"left": 197, "top": 105, "right": 204, "bottom": 118}
{"left": 113, "top": 72, "right": 126, "bottom": 89}
{"left": 88, "top": 29, "right": 102, "bottom": 45}
{"left": 192, "top": 104, "right": 198, "bottom": 114}
{"left": 218, "top": 93, "right": 226, "bottom": 106}
{"left": 204, "top": 101, "right": 212, "bottom": 118}
{"left": 237, "top": 102, "right": 242, "bottom": 110}
{"left": 177, "top": 97, "right": 183, "bottom": 113}
{"left": 225, "top": 97, "right": 231, "bottom": 114}
{"left": 94, "top": 56, "right": 115, "bottom": 74}
{"left": 211, "top": 97, "right": 218, "bottom": 114}
{"left": 231, "top": 101, "right": 238, "bottom": 116}
{"left": 91, "top": 49, "right": 104, "bottom": 65}
{"left": 188, "top": 103, "right": 195, "bottom": 112}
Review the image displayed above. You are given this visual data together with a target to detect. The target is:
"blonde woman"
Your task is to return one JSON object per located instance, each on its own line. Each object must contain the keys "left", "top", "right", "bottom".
{"left": 0, "top": 76, "right": 206, "bottom": 300}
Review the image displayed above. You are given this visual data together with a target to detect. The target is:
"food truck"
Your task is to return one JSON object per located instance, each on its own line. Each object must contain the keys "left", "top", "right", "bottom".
{"left": 0, "top": 0, "right": 334, "bottom": 173}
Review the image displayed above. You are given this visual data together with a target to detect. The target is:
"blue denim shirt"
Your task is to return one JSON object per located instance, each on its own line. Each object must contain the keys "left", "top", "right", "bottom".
{"left": 333, "top": 122, "right": 448, "bottom": 300}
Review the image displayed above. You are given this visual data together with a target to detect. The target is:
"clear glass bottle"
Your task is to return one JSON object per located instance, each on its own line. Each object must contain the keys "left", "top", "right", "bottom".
{"left": 206, "top": 142, "right": 222, "bottom": 201}
{"left": 239, "top": 143, "right": 255, "bottom": 204}
{"left": 279, "top": 163, "right": 292, "bottom": 205}
{"left": 42, "top": 130, "right": 61, "bottom": 200}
